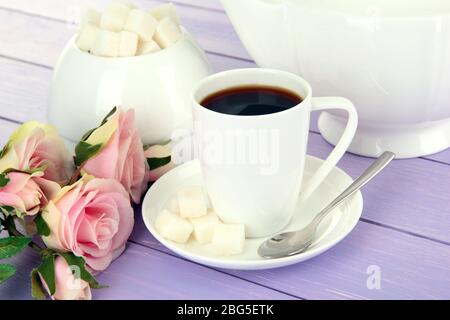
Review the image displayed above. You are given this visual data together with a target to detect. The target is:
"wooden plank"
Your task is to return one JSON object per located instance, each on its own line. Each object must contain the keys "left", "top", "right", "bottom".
{"left": 0, "top": 242, "right": 294, "bottom": 300}
{"left": 130, "top": 212, "right": 450, "bottom": 300}
{"left": 0, "top": 1, "right": 249, "bottom": 67}
{"left": 421, "top": 148, "right": 450, "bottom": 165}
{"left": 169, "top": 0, "right": 223, "bottom": 11}
{"left": 0, "top": 0, "right": 224, "bottom": 20}
{"left": 0, "top": 57, "right": 49, "bottom": 123}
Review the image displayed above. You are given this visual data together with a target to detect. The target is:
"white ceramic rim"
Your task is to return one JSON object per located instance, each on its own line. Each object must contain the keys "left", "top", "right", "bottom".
{"left": 141, "top": 156, "right": 363, "bottom": 270}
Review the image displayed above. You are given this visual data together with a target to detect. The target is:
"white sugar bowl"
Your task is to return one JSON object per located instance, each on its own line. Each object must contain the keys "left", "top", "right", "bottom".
{"left": 48, "top": 28, "right": 212, "bottom": 144}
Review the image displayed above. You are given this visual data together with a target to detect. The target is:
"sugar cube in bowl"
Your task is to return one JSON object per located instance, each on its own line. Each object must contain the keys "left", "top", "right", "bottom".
{"left": 155, "top": 210, "right": 193, "bottom": 243}
{"left": 150, "top": 3, "right": 181, "bottom": 25}
{"left": 118, "top": 31, "right": 138, "bottom": 57}
{"left": 211, "top": 224, "right": 246, "bottom": 256}
{"left": 124, "top": 9, "right": 158, "bottom": 42}
{"left": 81, "top": 8, "right": 101, "bottom": 27}
{"left": 92, "top": 30, "right": 121, "bottom": 57}
{"left": 153, "top": 17, "right": 182, "bottom": 49}
{"left": 137, "top": 40, "right": 161, "bottom": 55}
{"left": 76, "top": 23, "right": 100, "bottom": 52}
{"left": 189, "top": 211, "right": 220, "bottom": 244}
{"left": 100, "top": 3, "right": 130, "bottom": 32}
{"left": 177, "top": 186, "right": 207, "bottom": 218}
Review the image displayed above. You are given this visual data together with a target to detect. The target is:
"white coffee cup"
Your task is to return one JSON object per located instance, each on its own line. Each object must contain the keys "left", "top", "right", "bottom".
{"left": 192, "top": 68, "right": 358, "bottom": 238}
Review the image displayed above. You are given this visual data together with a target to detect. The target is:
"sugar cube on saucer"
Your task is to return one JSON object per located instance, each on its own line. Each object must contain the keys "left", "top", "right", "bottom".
{"left": 81, "top": 8, "right": 101, "bottom": 27}
{"left": 177, "top": 186, "right": 207, "bottom": 218}
{"left": 100, "top": 3, "right": 131, "bottom": 32}
{"left": 92, "top": 30, "right": 121, "bottom": 57}
{"left": 211, "top": 224, "right": 245, "bottom": 256}
{"left": 124, "top": 9, "right": 158, "bottom": 42}
{"left": 189, "top": 211, "right": 220, "bottom": 244}
{"left": 137, "top": 40, "right": 161, "bottom": 55}
{"left": 153, "top": 17, "right": 181, "bottom": 48}
{"left": 155, "top": 210, "right": 193, "bottom": 243}
{"left": 76, "top": 23, "right": 100, "bottom": 52}
{"left": 118, "top": 30, "right": 138, "bottom": 57}
{"left": 150, "top": 3, "right": 181, "bottom": 25}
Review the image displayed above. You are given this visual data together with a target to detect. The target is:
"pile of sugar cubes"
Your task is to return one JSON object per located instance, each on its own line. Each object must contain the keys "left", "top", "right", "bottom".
{"left": 76, "top": 2, "right": 182, "bottom": 57}
{"left": 156, "top": 186, "right": 246, "bottom": 256}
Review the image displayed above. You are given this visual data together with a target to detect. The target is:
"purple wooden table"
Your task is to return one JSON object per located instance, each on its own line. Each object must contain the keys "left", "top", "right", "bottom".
{"left": 0, "top": 0, "right": 449, "bottom": 300}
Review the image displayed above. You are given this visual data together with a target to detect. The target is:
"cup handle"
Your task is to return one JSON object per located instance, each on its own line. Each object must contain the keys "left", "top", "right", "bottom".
{"left": 299, "top": 97, "right": 358, "bottom": 202}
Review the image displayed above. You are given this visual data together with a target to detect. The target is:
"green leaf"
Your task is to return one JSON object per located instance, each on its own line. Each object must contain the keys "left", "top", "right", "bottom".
{"left": 37, "top": 255, "right": 55, "bottom": 295}
{"left": 80, "top": 128, "right": 96, "bottom": 142}
{"left": 74, "top": 107, "right": 117, "bottom": 166}
{"left": 100, "top": 107, "right": 117, "bottom": 126}
{"left": 74, "top": 141, "right": 102, "bottom": 166}
{"left": 79, "top": 107, "right": 118, "bottom": 143}
{"left": 147, "top": 156, "right": 171, "bottom": 170}
{"left": 30, "top": 268, "right": 46, "bottom": 300}
{"left": 0, "top": 206, "right": 15, "bottom": 215}
{"left": 58, "top": 252, "right": 106, "bottom": 289}
{"left": 0, "top": 264, "right": 16, "bottom": 284}
{"left": 0, "top": 206, "right": 23, "bottom": 218}
{"left": 0, "top": 144, "right": 9, "bottom": 159}
{"left": 0, "top": 173, "right": 9, "bottom": 187}
{"left": 34, "top": 214, "right": 50, "bottom": 236}
{"left": 0, "top": 236, "right": 32, "bottom": 259}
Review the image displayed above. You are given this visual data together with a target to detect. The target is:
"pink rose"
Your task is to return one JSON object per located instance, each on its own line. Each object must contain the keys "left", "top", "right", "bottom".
{"left": 0, "top": 122, "right": 72, "bottom": 185}
{"left": 145, "top": 143, "right": 175, "bottom": 182}
{"left": 42, "top": 176, "right": 134, "bottom": 272}
{"left": 39, "top": 256, "right": 92, "bottom": 300}
{"left": 78, "top": 108, "right": 148, "bottom": 204}
{"left": 0, "top": 171, "right": 60, "bottom": 216}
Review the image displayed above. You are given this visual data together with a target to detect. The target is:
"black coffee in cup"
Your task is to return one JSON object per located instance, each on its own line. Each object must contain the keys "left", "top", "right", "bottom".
{"left": 200, "top": 85, "right": 302, "bottom": 116}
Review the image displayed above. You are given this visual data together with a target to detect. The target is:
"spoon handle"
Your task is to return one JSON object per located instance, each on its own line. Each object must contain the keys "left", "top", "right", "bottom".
{"left": 311, "top": 151, "right": 395, "bottom": 227}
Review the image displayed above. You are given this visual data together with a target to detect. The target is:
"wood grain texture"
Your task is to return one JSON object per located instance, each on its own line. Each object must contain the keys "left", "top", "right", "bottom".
{"left": 0, "top": 57, "right": 49, "bottom": 123}
{"left": 1, "top": 242, "right": 295, "bottom": 300}
{"left": 130, "top": 214, "right": 450, "bottom": 300}
{"left": 0, "top": 0, "right": 224, "bottom": 20}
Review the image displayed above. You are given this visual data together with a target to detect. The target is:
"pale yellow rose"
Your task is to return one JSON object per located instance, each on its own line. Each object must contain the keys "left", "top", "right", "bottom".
{"left": 0, "top": 121, "right": 72, "bottom": 185}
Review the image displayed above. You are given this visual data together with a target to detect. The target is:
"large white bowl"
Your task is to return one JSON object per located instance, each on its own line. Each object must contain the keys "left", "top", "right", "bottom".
{"left": 222, "top": 0, "right": 450, "bottom": 158}
{"left": 48, "top": 29, "right": 212, "bottom": 144}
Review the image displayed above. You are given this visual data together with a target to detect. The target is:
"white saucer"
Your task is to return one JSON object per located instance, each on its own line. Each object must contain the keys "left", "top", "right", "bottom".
{"left": 142, "top": 156, "right": 363, "bottom": 270}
